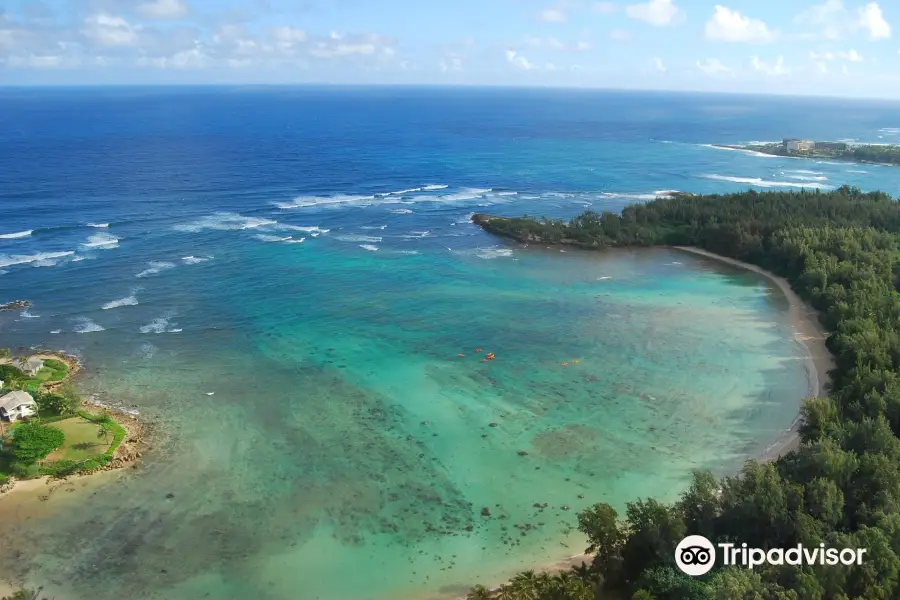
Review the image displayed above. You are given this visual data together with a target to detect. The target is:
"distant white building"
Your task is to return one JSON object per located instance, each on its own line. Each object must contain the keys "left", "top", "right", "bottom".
{"left": 0, "top": 390, "right": 38, "bottom": 421}
{"left": 16, "top": 357, "right": 44, "bottom": 376}
{"left": 784, "top": 139, "right": 815, "bottom": 152}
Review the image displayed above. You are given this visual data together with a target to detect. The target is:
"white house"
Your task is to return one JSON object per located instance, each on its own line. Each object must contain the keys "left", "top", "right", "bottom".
{"left": 16, "top": 357, "right": 44, "bottom": 377}
{"left": 0, "top": 390, "right": 38, "bottom": 421}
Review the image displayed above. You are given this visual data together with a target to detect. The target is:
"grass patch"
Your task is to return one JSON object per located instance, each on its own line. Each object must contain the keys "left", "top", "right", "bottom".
{"left": 43, "top": 417, "right": 110, "bottom": 462}
{"left": 19, "top": 359, "right": 70, "bottom": 392}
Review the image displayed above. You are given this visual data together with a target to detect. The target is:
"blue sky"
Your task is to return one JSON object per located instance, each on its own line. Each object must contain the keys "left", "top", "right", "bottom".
{"left": 1, "top": 0, "right": 898, "bottom": 97}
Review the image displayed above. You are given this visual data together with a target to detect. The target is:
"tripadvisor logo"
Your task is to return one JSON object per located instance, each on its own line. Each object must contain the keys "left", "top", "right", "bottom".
{"left": 675, "top": 535, "right": 867, "bottom": 577}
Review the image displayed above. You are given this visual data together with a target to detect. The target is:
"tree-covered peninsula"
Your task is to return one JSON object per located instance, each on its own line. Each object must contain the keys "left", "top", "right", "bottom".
{"left": 468, "top": 186, "right": 900, "bottom": 599}
{"left": 720, "top": 142, "right": 900, "bottom": 166}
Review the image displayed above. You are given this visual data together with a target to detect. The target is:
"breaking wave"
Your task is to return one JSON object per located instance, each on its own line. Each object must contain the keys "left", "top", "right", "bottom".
{"left": 0, "top": 230, "right": 32, "bottom": 239}
{"left": 337, "top": 235, "right": 382, "bottom": 243}
{"left": 87, "top": 223, "right": 110, "bottom": 228}
{"left": 182, "top": 255, "right": 212, "bottom": 264}
{"left": 174, "top": 213, "right": 278, "bottom": 233}
{"left": 0, "top": 251, "right": 75, "bottom": 269}
{"left": 74, "top": 317, "right": 105, "bottom": 334}
{"left": 102, "top": 291, "right": 140, "bottom": 310}
{"left": 82, "top": 233, "right": 120, "bottom": 249}
{"left": 136, "top": 261, "right": 177, "bottom": 278}
{"left": 140, "top": 314, "right": 175, "bottom": 334}
{"left": 701, "top": 174, "right": 834, "bottom": 190}
{"left": 359, "top": 244, "right": 379, "bottom": 252}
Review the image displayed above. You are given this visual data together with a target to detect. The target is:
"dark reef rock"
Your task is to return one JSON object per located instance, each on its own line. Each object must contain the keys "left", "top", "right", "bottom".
{"left": 0, "top": 300, "right": 30, "bottom": 311}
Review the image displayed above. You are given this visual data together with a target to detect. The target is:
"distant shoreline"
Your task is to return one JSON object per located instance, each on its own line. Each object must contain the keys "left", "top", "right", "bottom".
{"left": 712, "top": 143, "right": 900, "bottom": 167}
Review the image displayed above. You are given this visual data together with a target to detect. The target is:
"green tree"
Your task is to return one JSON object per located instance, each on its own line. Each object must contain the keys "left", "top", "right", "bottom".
{"left": 466, "top": 584, "right": 492, "bottom": 600}
{"left": 8, "top": 423, "right": 65, "bottom": 463}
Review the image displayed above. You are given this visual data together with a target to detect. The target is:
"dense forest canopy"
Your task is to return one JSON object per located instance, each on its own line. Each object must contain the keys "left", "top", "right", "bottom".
{"left": 469, "top": 186, "right": 900, "bottom": 600}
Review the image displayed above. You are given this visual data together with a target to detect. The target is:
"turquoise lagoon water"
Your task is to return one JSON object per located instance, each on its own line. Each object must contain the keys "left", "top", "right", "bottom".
{"left": 1, "top": 88, "right": 898, "bottom": 599}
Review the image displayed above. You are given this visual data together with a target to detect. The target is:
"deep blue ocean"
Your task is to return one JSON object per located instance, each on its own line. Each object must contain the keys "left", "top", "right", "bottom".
{"left": 0, "top": 87, "right": 898, "bottom": 600}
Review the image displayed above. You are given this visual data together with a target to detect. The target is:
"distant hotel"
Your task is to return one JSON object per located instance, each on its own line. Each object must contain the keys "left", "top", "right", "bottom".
{"left": 782, "top": 139, "right": 849, "bottom": 153}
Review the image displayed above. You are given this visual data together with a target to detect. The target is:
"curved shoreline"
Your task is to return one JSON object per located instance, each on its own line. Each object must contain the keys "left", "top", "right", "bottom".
{"left": 441, "top": 244, "right": 834, "bottom": 599}
{"left": 672, "top": 246, "right": 833, "bottom": 461}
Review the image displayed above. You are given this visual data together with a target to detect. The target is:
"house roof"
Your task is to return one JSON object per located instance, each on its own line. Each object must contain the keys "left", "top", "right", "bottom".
{"left": 0, "top": 390, "right": 36, "bottom": 412}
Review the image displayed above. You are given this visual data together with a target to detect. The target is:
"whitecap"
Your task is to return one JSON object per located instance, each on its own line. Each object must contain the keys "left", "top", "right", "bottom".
{"left": 74, "top": 317, "right": 105, "bottom": 334}
{"left": 102, "top": 292, "right": 139, "bottom": 310}
{"left": 495, "top": 191, "right": 518, "bottom": 197}
{"left": 599, "top": 192, "right": 665, "bottom": 201}
{"left": 847, "top": 169, "right": 868, "bottom": 174}
{"left": 783, "top": 174, "right": 829, "bottom": 182}
{"left": 452, "top": 213, "right": 476, "bottom": 225}
{"left": 170, "top": 328, "right": 183, "bottom": 333}
{"left": 32, "top": 258, "right": 62, "bottom": 268}
{"left": 0, "top": 251, "right": 75, "bottom": 269}
{"left": 701, "top": 174, "right": 833, "bottom": 190}
{"left": 174, "top": 213, "right": 278, "bottom": 233}
{"left": 359, "top": 244, "right": 379, "bottom": 252}
{"left": 140, "top": 315, "right": 173, "bottom": 334}
{"left": 443, "top": 188, "right": 492, "bottom": 202}
{"left": 360, "top": 225, "right": 388, "bottom": 230}
{"left": 422, "top": 184, "right": 449, "bottom": 191}
{"left": 284, "top": 237, "right": 306, "bottom": 244}
{"left": 390, "top": 208, "right": 414, "bottom": 215}
{"left": 400, "top": 230, "right": 431, "bottom": 239}
{"left": 71, "top": 256, "right": 86, "bottom": 262}
{"left": 87, "top": 223, "right": 110, "bottom": 228}
{"left": 50, "top": 330, "right": 61, "bottom": 334}
{"left": 182, "top": 255, "right": 212, "bottom": 264}
{"left": 785, "top": 169, "right": 824, "bottom": 175}
{"left": 397, "top": 250, "right": 419, "bottom": 255}
{"left": 597, "top": 276, "right": 612, "bottom": 281}
{"left": 136, "top": 261, "right": 177, "bottom": 278}
{"left": 277, "top": 225, "right": 329, "bottom": 234}
{"left": 387, "top": 187, "right": 424, "bottom": 195}
{"left": 82, "top": 233, "right": 120, "bottom": 250}
{"left": 275, "top": 195, "right": 377, "bottom": 210}
{"left": 337, "top": 234, "right": 382, "bottom": 243}
{"left": 0, "top": 230, "right": 32, "bottom": 240}
{"left": 256, "top": 234, "right": 293, "bottom": 243}
{"left": 21, "top": 310, "right": 39, "bottom": 319}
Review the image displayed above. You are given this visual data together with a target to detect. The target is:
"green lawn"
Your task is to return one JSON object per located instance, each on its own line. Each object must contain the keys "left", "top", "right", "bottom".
{"left": 43, "top": 416, "right": 111, "bottom": 462}
{"left": 19, "top": 359, "right": 69, "bottom": 393}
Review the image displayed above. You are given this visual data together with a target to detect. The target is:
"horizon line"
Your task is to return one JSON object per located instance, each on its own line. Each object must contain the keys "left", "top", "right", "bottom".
{"left": 2, "top": 82, "right": 900, "bottom": 103}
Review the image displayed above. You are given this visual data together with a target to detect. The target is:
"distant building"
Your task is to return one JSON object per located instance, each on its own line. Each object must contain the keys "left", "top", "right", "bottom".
{"left": 16, "top": 357, "right": 44, "bottom": 376}
{"left": 0, "top": 390, "right": 37, "bottom": 421}
{"left": 784, "top": 139, "right": 814, "bottom": 152}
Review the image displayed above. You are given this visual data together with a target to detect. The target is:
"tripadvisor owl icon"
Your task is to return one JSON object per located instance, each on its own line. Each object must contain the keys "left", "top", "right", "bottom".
{"left": 675, "top": 535, "right": 716, "bottom": 576}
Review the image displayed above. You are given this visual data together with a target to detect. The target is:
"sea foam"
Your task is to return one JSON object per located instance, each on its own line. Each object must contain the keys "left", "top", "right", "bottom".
{"left": 182, "top": 255, "right": 212, "bottom": 264}
{"left": 0, "top": 251, "right": 75, "bottom": 269}
{"left": 702, "top": 174, "right": 834, "bottom": 190}
{"left": 87, "top": 223, "right": 110, "bottom": 228}
{"left": 359, "top": 244, "right": 379, "bottom": 252}
{"left": 74, "top": 317, "right": 105, "bottom": 334}
{"left": 136, "top": 261, "right": 177, "bottom": 278}
{"left": 102, "top": 291, "right": 139, "bottom": 310}
{"left": 337, "top": 235, "right": 382, "bottom": 243}
{"left": 0, "top": 230, "right": 33, "bottom": 239}
{"left": 175, "top": 213, "right": 278, "bottom": 233}
{"left": 82, "top": 233, "right": 120, "bottom": 249}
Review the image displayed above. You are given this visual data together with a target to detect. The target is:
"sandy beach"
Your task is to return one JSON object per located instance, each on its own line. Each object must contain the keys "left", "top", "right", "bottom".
{"left": 673, "top": 246, "right": 834, "bottom": 460}
{"left": 441, "top": 245, "right": 836, "bottom": 599}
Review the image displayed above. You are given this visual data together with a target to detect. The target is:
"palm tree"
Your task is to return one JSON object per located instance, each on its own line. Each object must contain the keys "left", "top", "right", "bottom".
{"left": 466, "top": 585, "right": 492, "bottom": 600}
{"left": 97, "top": 419, "right": 114, "bottom": 445}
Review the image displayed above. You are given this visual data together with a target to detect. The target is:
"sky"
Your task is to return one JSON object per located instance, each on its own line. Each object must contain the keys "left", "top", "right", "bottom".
{"left": 1, "top": 0, "right": 899, "bottom": 97}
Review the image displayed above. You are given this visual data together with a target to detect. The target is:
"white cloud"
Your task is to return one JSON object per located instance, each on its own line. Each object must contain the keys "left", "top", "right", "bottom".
{"left": 271, "top": 26, "right": 308, "bottom": 55}
{"left": 810, "top": 49, "right": 864, "bottom": 61}
{"left": 696, "top": 58, "right": 733, "bottom": 76}
{"left": 625, "top": 0, "right": 679, "bottom": 26}
{"left": 440, "top": 55, "right": 463, "bottom": 72}
{"left": 540, "top": 8, "right": 568, "bottom": 22}
{"left": 595, "top": 2, "right": 618, "bottom": 13}
{"left": 796, "top": 0, "right": 847, "bottom": 40}
{"left": 138, "top": 0, "right": 189, "bottom": 20}
{"left": 751, "top": 55, "right": 790, "bottom": 75}
{"left": 82, "top": 13, "right": 140, "bottom": 47}
{"left": 705, "top": 6, "right": 775, "bottom": 43}
{"left": 523, "top": 36, "right": 591, "bottom": 51}
{"left": 858, "top": 2, "right": 891, "bottom": 39}
{"left": 651, "top": 56, "right": 666, "bottom": 71}
{"left": 505, "top": 49, "right": 535, "bottom": 70}
{"left": 610, "top": 29, "right": 633, "bottom": 41}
